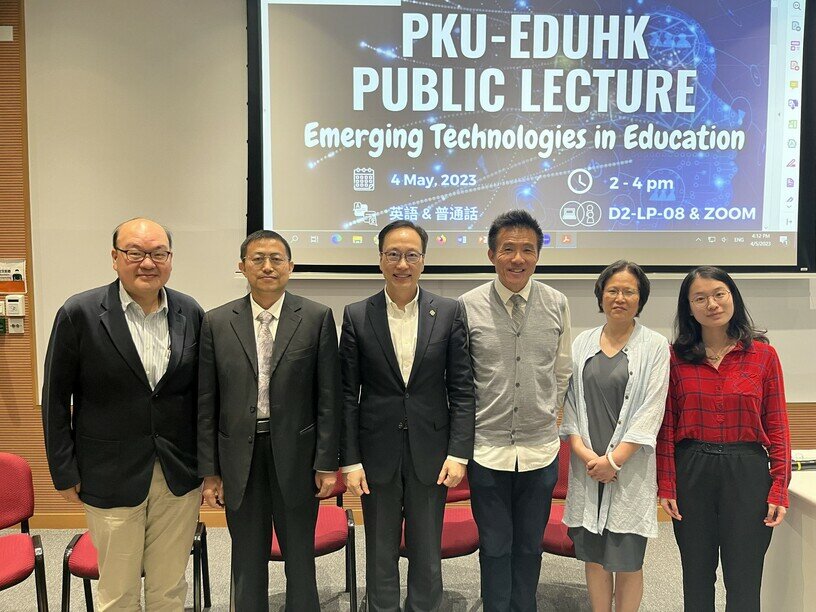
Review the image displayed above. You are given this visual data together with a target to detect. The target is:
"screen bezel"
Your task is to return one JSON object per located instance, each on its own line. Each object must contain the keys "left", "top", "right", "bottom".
{"left": 246, "top": 0, "right": 816, "bottom": 275}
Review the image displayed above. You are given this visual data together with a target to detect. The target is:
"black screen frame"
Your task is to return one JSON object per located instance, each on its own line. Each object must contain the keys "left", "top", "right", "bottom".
{"left": 247, "top": 0, "right": 816, "bottom": 275}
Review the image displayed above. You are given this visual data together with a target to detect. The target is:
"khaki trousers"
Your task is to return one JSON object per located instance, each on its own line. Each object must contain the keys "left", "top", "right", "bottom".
{"left": 84, "top": 462, "right": 200, "bottom": 611}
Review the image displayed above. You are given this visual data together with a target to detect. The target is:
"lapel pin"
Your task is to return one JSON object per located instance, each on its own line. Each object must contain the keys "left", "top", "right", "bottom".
{"left": 429, "top": 309, "right": 436, "bottom": 317}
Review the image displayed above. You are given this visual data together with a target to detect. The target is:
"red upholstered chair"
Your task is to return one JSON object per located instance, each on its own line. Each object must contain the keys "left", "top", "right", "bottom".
{"left": 398, "top": 473, "right": 480, "bottom": 561}
{"left": 444, "top": 472, "right": 470, "bottom": 503}
{"left": 269, "top": 472, "right": 357, "bottom": 611}
{"left": 0, "top": 452, "right": 48, "bottom": 612}
{"left": 541, "top": 439, "right": 576, "bottom": 557}
{"left": 398, "top": 505, "right": 480, "bottom": 560}
{"left": 62, "top": 521, "right": 211, "bottom": 612}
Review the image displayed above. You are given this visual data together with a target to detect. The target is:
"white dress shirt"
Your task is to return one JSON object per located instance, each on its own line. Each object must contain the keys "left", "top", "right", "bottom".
{"left": 471, "top": 279, "right": 571, "bottom": 472}
{"left": 119, "top": 283, "right": 170, "bottom": 390}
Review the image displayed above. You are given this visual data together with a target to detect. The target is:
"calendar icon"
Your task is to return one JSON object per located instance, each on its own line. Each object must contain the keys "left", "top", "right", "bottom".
{"left": 353, "top": 168, "right": 375, "bottom": 191}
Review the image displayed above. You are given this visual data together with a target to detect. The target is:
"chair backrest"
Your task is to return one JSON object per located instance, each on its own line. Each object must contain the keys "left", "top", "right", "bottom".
{"left": 328, "top": 470, "right": 346, "bottom": 504}
{"left": 551, "top": 439, "right": 571, "bottom": 500}
{"left": 0, "top": 452, "right": 35, "bottom": 530}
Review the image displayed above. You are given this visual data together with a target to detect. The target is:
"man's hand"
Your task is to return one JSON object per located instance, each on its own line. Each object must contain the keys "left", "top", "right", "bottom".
{"left": 315, "top": 472, "right": 337, "bottom": 498}
{"left": 659, "top": 497, "right": 682, "bottom": 521}
{"left": 344, "top": 468, "right": 370, "bottom": 496}
{"left": 586, "top": 456, "right": 618, "bottom": 484}
{"left": 202, "top": 476, "right": 224, "bottom": 508}
{"left": 437, "top": 459, "right": 466, "bottom": 488}
{"left": 58, "top": 484, "right": 81, "bottom": 504}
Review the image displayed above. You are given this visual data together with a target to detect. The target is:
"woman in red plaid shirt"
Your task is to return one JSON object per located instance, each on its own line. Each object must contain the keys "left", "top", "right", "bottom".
{"left": 657, "top": 266, "right": 791, "bottom": 612}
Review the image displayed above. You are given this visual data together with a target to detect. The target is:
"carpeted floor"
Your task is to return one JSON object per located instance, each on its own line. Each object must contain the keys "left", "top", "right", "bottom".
{"left": 0, "top": 522, "right": 725, "bottom": 611}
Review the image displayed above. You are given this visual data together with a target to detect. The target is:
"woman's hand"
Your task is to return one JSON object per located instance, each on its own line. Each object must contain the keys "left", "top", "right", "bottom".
{"left": 764, "top": 503, "right": 786, "bottom": 527}
{"left": 659, "top": 497, "right": 682, "bottom": 521}
{"left": 587, "top": 455, "right": 618, "bottom": 483}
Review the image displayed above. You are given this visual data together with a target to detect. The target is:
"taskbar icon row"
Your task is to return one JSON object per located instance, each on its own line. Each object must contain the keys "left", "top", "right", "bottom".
{"left": 281, "top": 231, "right": 577, "bottom": 248}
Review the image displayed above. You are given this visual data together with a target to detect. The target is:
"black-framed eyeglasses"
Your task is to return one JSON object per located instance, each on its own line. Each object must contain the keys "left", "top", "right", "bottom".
{"left": 243, "top": 254, "right": 290, "bottom": 267}
{"left": 115, "top": 247, "right": 172, "bottom": 263}
{"left": 380, "top": 250, "right": 424, "bottom": 264}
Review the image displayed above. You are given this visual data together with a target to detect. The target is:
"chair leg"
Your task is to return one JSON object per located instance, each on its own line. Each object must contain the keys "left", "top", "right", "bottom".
{"left": 32, "top": 535, "right": 49, "bottom": 612}
{"left": 346, "top": 510, "right": 358, "bottom": 612}
{"left": 83, "top": 579, "right": 93, "bottom": 612}
{"left": 62, "top": 557, "right": 71, "bottom": 612}
{"left": 344, "top": 538, "right": 351, "bottom": 594}
{"left": 62, "top": 533, "right": 82, "bottom": 612}
{"left": 193, "top": 536, "right": 201, "bottom": 612}
{"left": 201, "top": 524, "right": 211, "bottom": 609}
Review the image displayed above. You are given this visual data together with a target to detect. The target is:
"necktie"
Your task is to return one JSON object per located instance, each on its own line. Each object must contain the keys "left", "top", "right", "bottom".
{"left": 509, "top": 293, "right": 525, "bottom": 332}
{"left": 256, "top": 311, "right": 274, "bottom": 419}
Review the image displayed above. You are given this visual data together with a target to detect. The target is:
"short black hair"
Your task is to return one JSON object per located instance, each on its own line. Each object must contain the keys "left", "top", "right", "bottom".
{"left": 240, "top": 230, "right": 291, "bottom": 260}
{"left": 594, "top": 260, "right": 650, "bottom": 316}
{"left": 487, "top": 210, "right": 544, "bottom": 252}
{"left": 112, "top": 217, "right": 173, "bottom": 249}
{"left": 377, "top": 220, "right": 429, "bottom": 254}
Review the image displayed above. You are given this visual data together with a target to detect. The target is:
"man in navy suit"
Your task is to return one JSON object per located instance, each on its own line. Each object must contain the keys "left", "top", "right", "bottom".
{"left": 340, "top": 220, "right": 475, "bottom": 611}
{"left": 42, "top": 217, "right": 203, "bottom": 610}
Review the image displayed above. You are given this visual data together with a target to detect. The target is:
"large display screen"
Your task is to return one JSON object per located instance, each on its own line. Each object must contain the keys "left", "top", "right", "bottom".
{"left": 253, "top": 0, "right": 814, "bottom": 270}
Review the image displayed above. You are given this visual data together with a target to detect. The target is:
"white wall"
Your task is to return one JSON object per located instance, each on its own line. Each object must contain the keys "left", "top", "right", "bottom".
{"left": 25, "top": 1, "right": 816, "bottom": 401}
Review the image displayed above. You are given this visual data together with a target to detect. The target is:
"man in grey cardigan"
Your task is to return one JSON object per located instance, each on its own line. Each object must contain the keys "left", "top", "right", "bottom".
{"left": 458, "top": 210, "right": 572, "bottom": 612}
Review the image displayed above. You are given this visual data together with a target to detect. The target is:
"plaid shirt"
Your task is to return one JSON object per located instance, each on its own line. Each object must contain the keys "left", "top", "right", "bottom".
{"left": 656, "top": 341, "right": 791, "bottom": 507}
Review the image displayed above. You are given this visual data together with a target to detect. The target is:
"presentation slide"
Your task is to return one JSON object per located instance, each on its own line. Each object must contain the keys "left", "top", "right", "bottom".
{"left": 260, "top": 0, "right": 808, "bottom": 268}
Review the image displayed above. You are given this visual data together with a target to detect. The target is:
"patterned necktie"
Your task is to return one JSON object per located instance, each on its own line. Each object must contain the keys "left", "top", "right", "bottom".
{"left": 509, "top": 293, "right": 525, "bottom": 332}
{"left": 256, "top": 311, "right": 274, "bottom": 419}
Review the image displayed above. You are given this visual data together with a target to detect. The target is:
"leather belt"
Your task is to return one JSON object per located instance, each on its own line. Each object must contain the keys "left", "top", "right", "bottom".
{"left": 255, "top": 419, "right": 271, "bottom": 434}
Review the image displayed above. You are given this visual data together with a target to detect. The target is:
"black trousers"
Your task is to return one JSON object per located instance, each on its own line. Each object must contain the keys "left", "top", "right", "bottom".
{"left": 225, "top": 432, "right": 320, "bottom": 612}
{"left": 672, "top": 440, "right": 773, "bottom": 612}
{"left": 468, "top": 457, "right": 559, "bottom": 612}
{"left": 361, "top": 432, "right": 447, "bottom": 612}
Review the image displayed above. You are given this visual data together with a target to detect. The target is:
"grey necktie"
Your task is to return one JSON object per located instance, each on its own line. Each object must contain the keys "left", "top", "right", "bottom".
{"left": 509, "top": 293, "right": 525, "bottom": 332}
{"left": 256, "top": 311, "right": 274, "bottom": 419}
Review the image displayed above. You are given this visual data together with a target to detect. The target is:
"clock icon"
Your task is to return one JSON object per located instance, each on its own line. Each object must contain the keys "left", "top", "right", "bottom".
{"left": 567, "top": 169, "right": 593, "bottom": 195}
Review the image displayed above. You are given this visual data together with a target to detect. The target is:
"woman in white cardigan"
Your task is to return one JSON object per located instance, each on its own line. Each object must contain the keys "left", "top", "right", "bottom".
{"left": 560, "top": 261, "right": 670, "bottom": 612}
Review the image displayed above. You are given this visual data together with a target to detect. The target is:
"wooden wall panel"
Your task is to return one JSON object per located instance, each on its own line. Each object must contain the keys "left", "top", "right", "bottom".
{"left": 789, "top": 403, "right": 816, "bottom": 451}
{"left": 0, "top": 0, "right": 54, "bottom": 517}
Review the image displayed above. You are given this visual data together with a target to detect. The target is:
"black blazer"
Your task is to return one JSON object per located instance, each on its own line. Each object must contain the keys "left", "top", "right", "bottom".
{"left": 42, "top": 281, "right": 204, "bottom": 509}
{"left": 340, "top": 289, "right": 475, "bottom": 486}
{"left": 197, "top": 293, "right": 342, "bottom": 508}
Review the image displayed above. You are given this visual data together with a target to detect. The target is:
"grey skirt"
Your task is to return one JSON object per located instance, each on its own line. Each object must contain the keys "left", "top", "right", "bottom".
{"left": 567, "top": 526, "right": 647, "bottom": 572}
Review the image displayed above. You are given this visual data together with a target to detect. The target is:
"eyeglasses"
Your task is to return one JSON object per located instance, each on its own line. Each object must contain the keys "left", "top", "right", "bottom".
{"left": 115, "top": 247, "right": 172, "bottom": 263}
{"left": 604, "top": 288, "right": 639, "bottom": 299}
{"left": 690, "top": 289, "right": 731, "bottom": 308}
{"left": 381, "top": 250, "right": 424, "bottom": 264}
{"left": 244, "top": 254, "right": 290, "bottom": 267}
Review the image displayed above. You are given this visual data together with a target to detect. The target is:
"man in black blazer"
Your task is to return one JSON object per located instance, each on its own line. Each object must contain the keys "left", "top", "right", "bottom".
{"left": 42, "top": 217, "right": 204, "bottom": 610}
{"left": 340, "top": 220, "right": 475, "bottom": 611}
{"left": 198, "top": 229, "right": 341, "bottom": 611}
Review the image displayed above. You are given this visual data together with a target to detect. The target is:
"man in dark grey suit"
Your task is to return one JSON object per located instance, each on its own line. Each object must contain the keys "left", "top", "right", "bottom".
{"left": 42, "top": 217, "right": 203, "bottom": 610}
{"left": 340, "top": 220, "right": 475, "bottom": 611}
{"left": 198, "top": 229, "right": 341, "bottom": 612}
